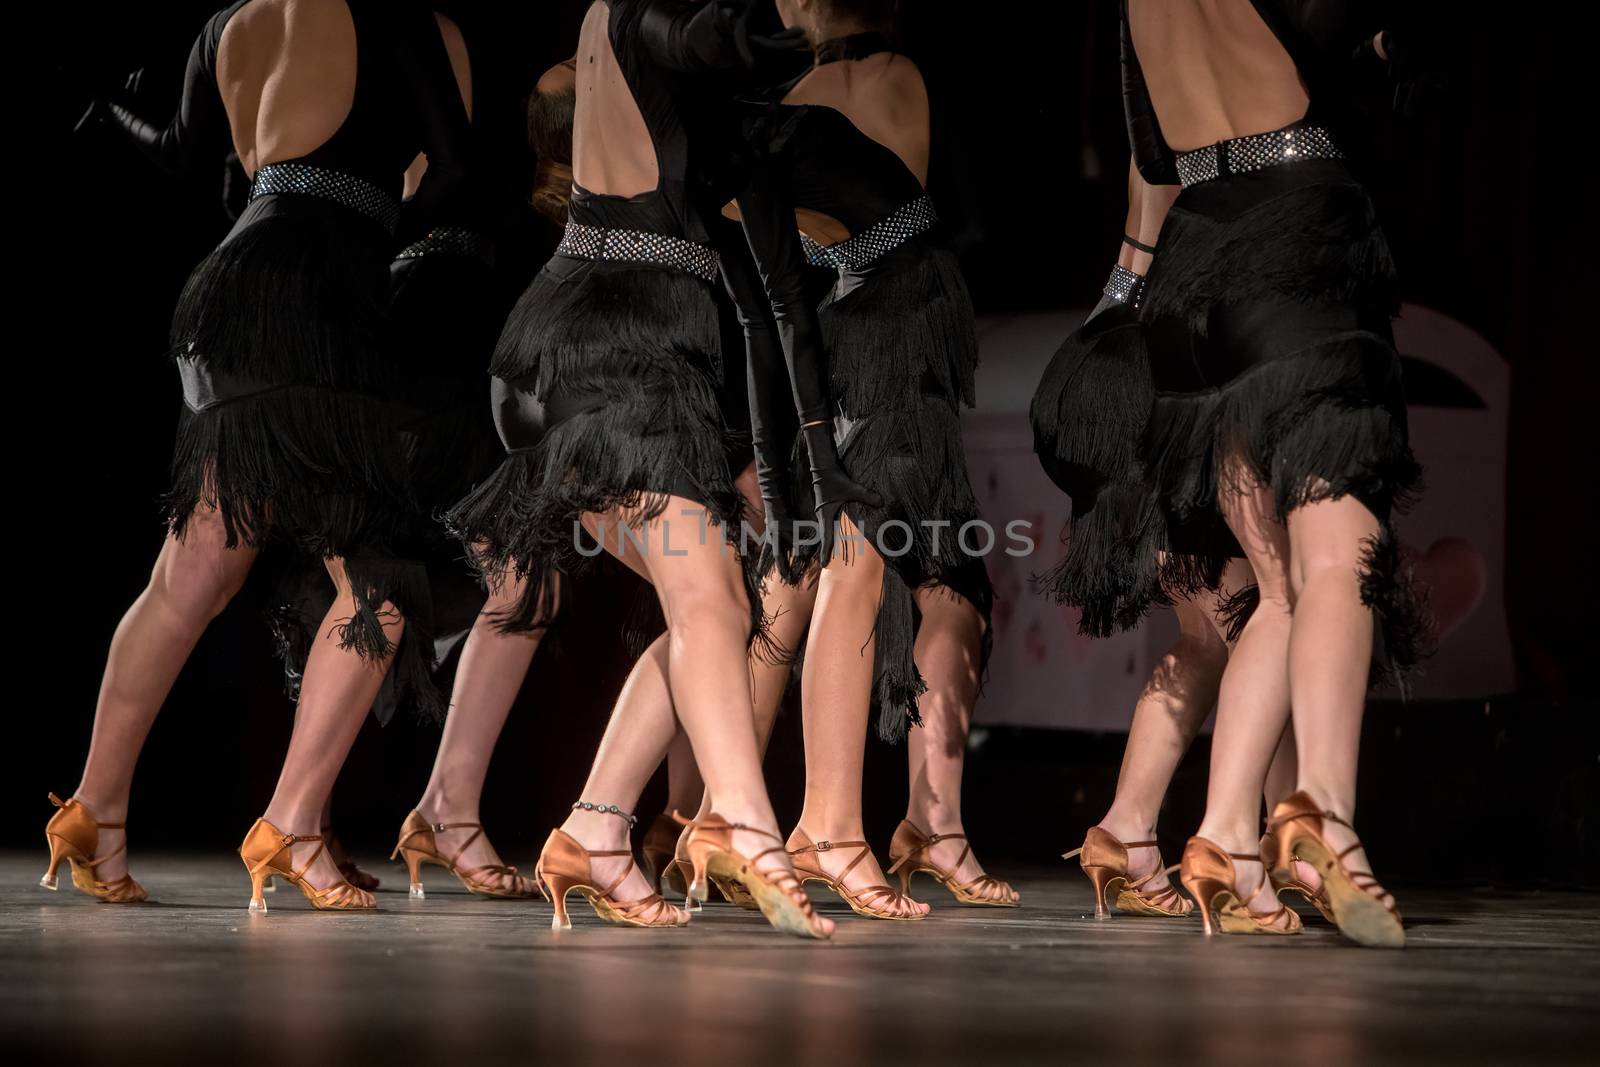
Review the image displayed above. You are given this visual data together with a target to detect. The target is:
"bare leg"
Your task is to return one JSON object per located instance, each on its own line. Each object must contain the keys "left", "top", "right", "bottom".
{"left": 902, "top": 585, "right": 1016, "bottom": 904}
{"left": 74, "top": 509, "right": 257, "bottom": 880}
{"left": 1196, "top": 475, "right": 1295, "bottom": 916}
{"left": 663, "top": 727, "right": 704, "bottom": 819}
{"left": 1096, "top": 587, "right": 1230, "bottom": 895}
{"left": 1285, "top": 496, "right": 1392, "bottom": 908}
{"left": 558, "top": 632, "right": 682, "bottom": 904}
{"left": 417, "top": 570, "right": 553, "bottom": 891}
{"left": 262, "top": 557, "right": 401, "bottom": 894}
{"left": 795, "top": 516, "right": 926, "bottom": 917}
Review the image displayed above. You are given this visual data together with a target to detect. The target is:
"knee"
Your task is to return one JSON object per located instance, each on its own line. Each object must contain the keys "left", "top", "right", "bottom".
{"left": 666, "top": 584, "right": 751, "bottom": 647}
{"left": 1291, "top": 541, "right": 1365, "bottom": 599}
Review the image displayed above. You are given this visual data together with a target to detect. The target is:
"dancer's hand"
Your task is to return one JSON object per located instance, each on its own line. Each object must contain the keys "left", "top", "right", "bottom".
{"left": 802, "top": 422, "right": 881, "bottom": 565}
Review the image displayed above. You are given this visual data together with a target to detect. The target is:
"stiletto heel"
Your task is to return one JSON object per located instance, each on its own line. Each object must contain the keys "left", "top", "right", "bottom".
{"left": 886, "top": 820, "right": 1017, "bottom": 907}
{"left": 533, "top": 828, "right": 688, "bottom": 929}
{"left": 40, "top": 793, "right": 147, "bottom": 903}
{"left": 1177, "top": 837, "right": 1300, "bottom": 936}
{"left": 1081, "top": 866, "right": 1116, "bottom": 918}
{"left": 687, "top": 850, "right": 710, "bottom": 907}
{"left": 1062, "top": 827, "right": 1189, "bottom": 918}
{"left": 397, "top": 847, "right": 427, "bottom": 899}
{"left": 238, "top": 817, "right": 376, "bottom": 912}
{"left": 390, "top": 811, "right": 538, "bottom": 899}
{"left": 1269, "top": 791, "right": 1403, "bottom": 948}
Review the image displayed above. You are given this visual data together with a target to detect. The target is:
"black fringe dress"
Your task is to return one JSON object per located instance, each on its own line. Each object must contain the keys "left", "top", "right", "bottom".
{"left": 1109, "top": 0, "right": 1429, "bottom": 676}
{"left": 444, "top": 0, "right": 755, "bottom": 636}
{"left": 735, "top": 35, "right": 992, "bottom": 740}
{"left": 110, "top": 1, "right": 472, "bottom": 718}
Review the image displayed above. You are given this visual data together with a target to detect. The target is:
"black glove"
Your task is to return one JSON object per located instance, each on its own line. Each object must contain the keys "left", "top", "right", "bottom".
{"left": 802, "top": 421, "right": 882, "bottom": 565}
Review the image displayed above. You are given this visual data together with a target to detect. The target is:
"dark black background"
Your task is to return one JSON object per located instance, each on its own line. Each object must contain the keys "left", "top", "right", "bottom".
{"left": 16, "top": 2, "right": 1594, "bottom": 883}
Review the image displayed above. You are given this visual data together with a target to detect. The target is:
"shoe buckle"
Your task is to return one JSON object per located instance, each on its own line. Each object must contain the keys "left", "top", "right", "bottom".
{"left": 815, "top": 840, "right": 833, "bottom": 852}
{"left": 431, "top": 823, "right": 447, "bottom": 832}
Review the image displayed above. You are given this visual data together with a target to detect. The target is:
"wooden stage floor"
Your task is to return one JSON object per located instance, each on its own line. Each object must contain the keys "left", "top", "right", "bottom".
{"left": 3, "top": 852, "right": 1596, "bottom": 1065}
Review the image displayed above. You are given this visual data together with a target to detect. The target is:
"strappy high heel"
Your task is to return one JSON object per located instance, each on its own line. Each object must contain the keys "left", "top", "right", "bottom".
{"left": 641, "top": 814, "right": 687, "bottom": 896}
{"left": 888, "top": 819, "right": 1019, "bottom": 907}
{"left": 1062, "top": 827, "right": 1189, "bottom": 918}
{"left": 676, "top": 812, "right": 831, "bottom": 939}
{"left": 1261, "top": 826, "right": 1335, "bottom": 923}
{"left": 1268, "top": 791, "right": 1404, "bottom": 948}
{"left": 41, "top": 793, "right": 147, "bottom": 903}
{"left": 535, "top": 828, "right": 689, "bottom": 930}
{"left": 239, "top": 817, "right": 376, "bottom": 912}
{"left": 390, "top": 810, "right": 539, "bottom": 900}
{"left": 324, "top": 825, "right": 380, "bottom": 892}
{"left": 1178, "top": 837, "right": 1300, "bottom": 936}
{"left": 789, "top": 828, "right": 926, "bottom": 920}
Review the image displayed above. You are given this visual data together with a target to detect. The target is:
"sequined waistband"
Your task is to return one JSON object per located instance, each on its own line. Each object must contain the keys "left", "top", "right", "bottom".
{"left": 555, "top": 223, "right": 719, "bottom": 283}
{"left": 249, "top": 162, "right": 400, "bottom": 232}
{"left": 1102, "top": 264, "right": 1146, "bottom": 309}
{"left": 1174, "top": 124, "right": 1342, "bottom": 188}
{"left": 802, "top": 195, "right": 938, "bottom": 272}
{"left": 395, "top": 226, "right": 495, "bottom": 266}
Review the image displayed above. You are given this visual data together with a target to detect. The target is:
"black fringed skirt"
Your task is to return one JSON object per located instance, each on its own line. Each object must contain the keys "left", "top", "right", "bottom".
{"left": 796, "top": 244, "right": 995, "bottom": 741}
{"left": 1028, "top": 300, "right": 1166, "bottom": 637}
{"left": 167, "top": 193, "right": 441, "bottom": 719}
{"left": 444, "top": 254, "right": 757, "bottom": 638}
{"left": 1134, "top": 158, "right": 1429, "bottom": 678}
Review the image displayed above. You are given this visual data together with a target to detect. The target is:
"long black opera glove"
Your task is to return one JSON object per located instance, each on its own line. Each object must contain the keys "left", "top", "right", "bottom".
{"left": 640, "top": 0, "right": 807, "bottom": 72}
{"left": 719, "top": 230, "right": 806, "bottom": 578}
{"left": 735, "top": 152, "right": 882, "bottom": 564}
{"left": 91, "top": 8, "right": 238, "bottom": 175}
{"left": 802, "top": 421, "right": 882, "bottom": 565}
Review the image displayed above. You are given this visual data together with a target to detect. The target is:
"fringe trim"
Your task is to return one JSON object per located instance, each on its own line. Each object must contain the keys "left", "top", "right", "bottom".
{"left": 1030, "top": 307, "right": 1151, "bottom": 500}
{"left": 819, "top": 249, "right": 979, "bottom": 416}
{"left": 1143, "top": 176, "right": 1400, "bottom": 334}
{"left": 1359, "top": 524, "right": 1435, "bottom": 692}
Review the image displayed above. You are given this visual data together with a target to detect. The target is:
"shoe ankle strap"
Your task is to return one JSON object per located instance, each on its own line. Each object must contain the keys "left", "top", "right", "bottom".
{"left": 672, "top": 810, "right": 782, "bottom": 843}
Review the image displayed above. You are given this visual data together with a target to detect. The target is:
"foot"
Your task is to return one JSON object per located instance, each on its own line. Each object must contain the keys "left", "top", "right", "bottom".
{"left": 1095, "top": 821, "right": 1172, "bottom": 908}
{"left": 560, "top": 811, "right": 687, "bottom": 919}
{"left": 68, "top": 795, "right": 131, "bottom": 883}
{"left": 723, "top": 815, "right": 834, "bottom": 938}
{"left": 1304, "top": 809, "right": 1396, "bottom": 913}
{"left": 908, "top": 817, "right": 1019, "bottom": 905}
{"left": 793, "top": 824, "right": 928, "bottom": 919}
{"left": 417, "top": 806, "right": 528, "bottom": 895}
{"left": 1201, "top": 832, "right": 1297, "bottom": 931}
{"left": 283, "top": 835, "right": 376, "bottom": 908}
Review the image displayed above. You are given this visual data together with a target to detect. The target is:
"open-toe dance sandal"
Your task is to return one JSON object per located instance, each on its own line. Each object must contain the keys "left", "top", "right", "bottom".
{"left": 1062, "top": 827, "right": 1189, "bottom": 917}
{"left": 240, "top": 817, "right": 376, "bottom": 912}
{"left": 535, "top": 829, "right": 689, "bottom": 930}
{"left": 1269, "top": 791, "right": 1403, "bottom": 948}
{"left": 41, "top": 793, "right": 148, "bottom": 904}
{"left": 888, "top": 819, "right": 1018, "bottom": 907}
{"left": 789, "top": 828, "right": 926, "bottom": 920}
{"left": 1261, "top": 826, "right": 1335, "bottom": 923}
{"left": 676, "top": 813, "right": 832, "bottom": 940}
{"left": 391, "top": 810, "right": 540, "bottom": 900}
{"left": 1178, "top": 837, "right": 1301, "bottom": 936}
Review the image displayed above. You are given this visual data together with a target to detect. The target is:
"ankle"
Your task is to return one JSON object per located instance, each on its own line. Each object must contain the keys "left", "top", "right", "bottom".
{"left": 418, "top": 781, "right": 482, "bottom": 824}
{"left": 1098, "top": 805, "right": 1158, "bottom": 843}
{"left": 72, "top": 787, "right": 129, "bottom": 823}
{"left": 1195, "top": 817, "right": 1260, "bottom": 856}
{"left": 1294, "top": 780, "right": 1355, "bottom": 820}
{"left": 904, "top": 798, "right": 963, "bottom": 833}
{"left": 561, "top": 807, "right": 634, "bottom": 848}
{"left": 263, "top": 802, "right": 322, "bottom": 836}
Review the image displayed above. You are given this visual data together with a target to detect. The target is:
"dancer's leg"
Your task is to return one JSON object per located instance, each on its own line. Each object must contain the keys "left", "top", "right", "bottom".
{"left": 902, "top": 586, "right": 1016, "bottom": 903}
{"left": 417, "top": 570, "right": 555, "bottom": 889}
{"left": 794, "top": 516, "right": 925, "bottom": 917}
{"left": 262, "top": 557, "right": 401, "bottom": 892}
{"left": 74, "top": 507, "right": 257, "bottom": 880}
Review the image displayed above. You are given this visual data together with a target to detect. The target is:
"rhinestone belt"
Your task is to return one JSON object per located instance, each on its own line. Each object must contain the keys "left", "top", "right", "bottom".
{"left": 801, "top": 195, "right": 938, "bottom": 272}
{"left": 555, "top": 223, "right": 719, "bottom": 283}
{"left": 395, "top": 226, "right": 495, "bottom": 266}
{"left": 1174, "top": 124, "right": 1342, "bottom": 188}
{"left": 249, "top": 162, "right": 400, "bottom": 232}
{"left": 1103, "top": 264, "right": 1146, "bottom": 308}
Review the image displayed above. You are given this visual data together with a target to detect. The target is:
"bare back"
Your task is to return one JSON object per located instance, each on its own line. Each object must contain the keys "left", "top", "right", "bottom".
{"left": 1127, "top": 0, "right": 1308, "bottom": 152}
{"left": 572, "top": 1, "right": 657, "bottom": 198}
